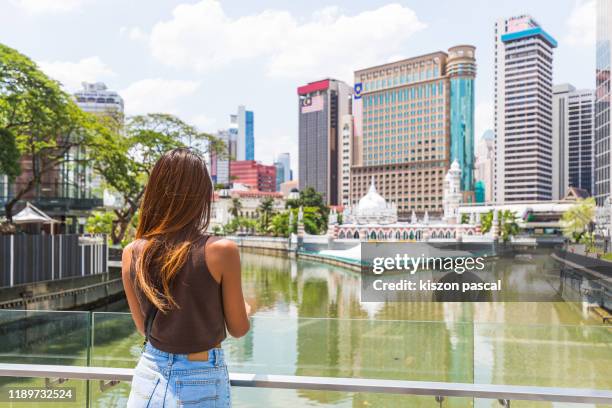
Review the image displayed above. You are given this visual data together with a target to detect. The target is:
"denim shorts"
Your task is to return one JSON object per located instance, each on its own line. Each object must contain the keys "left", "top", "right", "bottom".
{"left": 127, "top": 342, "right": 231, "bottom": 407}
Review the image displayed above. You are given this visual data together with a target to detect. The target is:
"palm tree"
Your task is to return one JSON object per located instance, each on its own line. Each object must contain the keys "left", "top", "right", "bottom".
{"left": 560, "top": 197, "right": 596, "bottom": 244}
{"left": 499, "top": 210, "right": 519, "bottom": 243}
{"left": 229, "top": 198, "right": 242, "bottom": 218}
{"left": 258, "top": 197, "right": 275, "bottom": 232}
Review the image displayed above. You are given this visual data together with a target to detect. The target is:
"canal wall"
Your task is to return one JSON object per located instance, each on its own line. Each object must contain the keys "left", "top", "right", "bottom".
{"left": 0, "top": 270, "right": 123, "bottom": 310}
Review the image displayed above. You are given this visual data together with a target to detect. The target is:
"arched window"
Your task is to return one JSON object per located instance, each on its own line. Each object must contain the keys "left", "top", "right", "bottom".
{"left": 416, "top": 231, "right": 422, "bottom": 241}
{"left": 445, "top": 231, "right": 451, "bottom": 239}
{"left": 395, "top": 231, "right": 400, "bottom": 240}
{"left": 403, "top": 231, "right": 409, "bottom": 240}
{"left": 377, "top": 231, "right": 384, "bottom": 240}
{"left": 409, "top": 231, "right": 414, "bottom": 240}
{"left": 339, "top": 231, "right": 346, "bottom": 239}
{"left": 431, "top": 231, "right": 436, "bottom": 239}
{"left": 354, "top": 231, "right": 360, "bottom": 239}
{"left": 370, "top": 231, "right": 377, "bottom": 240}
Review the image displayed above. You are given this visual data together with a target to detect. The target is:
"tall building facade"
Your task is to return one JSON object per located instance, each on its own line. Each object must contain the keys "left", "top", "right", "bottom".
{"left": 339, "top": 113, "right": 355, "bottom": 206}
{"left": 274, "top": 161, "right": 285, "bottom": 191}
{"left": 298, "top": 79, "right": 352, "bottom": 205}
{"left": 552, "top": 84, "right": 595, "bottom": 199}
{"left": 448, "top": 45, "right": 476, "bottom": 195}
{"left": 494, "top": 15, "right": 557, "bottom": 202}
{"left": 475, "top": 130, "right": 495, "bottom": 203}
{"left": 232, "top": 106, "right": 254, "bottom": 161}
{"left": 210, "top": 129, "right": 231, "bottom": 185}
{"left": 595, "top": 0, "right": 612, "bottom": 206}
{"left": 276, "top": 153, "right": 291, "bottom": 183}
{"left": 74, "top": 82, "right": 124, "bottom": 115}
{"left": 230, "top": 161, "right": 276, "bottom": 192}
{"left": 350, "top": 46, "right": 475, "bottom": 217}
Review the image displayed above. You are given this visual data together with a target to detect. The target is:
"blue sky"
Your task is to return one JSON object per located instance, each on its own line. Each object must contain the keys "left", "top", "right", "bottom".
{"left": 1, "top": 0, "right": 596, "bottom": 177}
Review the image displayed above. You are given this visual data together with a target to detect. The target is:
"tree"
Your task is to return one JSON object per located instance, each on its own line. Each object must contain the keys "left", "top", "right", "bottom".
{"left": 91, "top": 113, "right": 222, "bottom": 244}
{"left": 85, "top": 211, "right": 115, "bottom": 237}
{"left": 286, "top": 187, "right": 329, "bottom": 234}
{"left": 499, "top": 210, "right": 519, "bottom": 243}
{"left": 229, "top": 197, "right": 242, "bottom": 218}
{"left": 258, "top": 197, "right": 275, "bottom": 231}
{"left": 479, "top": 209, "right": 520, "bottom": 242}
{"left": 560, "top": 197, "right": 596, "bottom": 244}
{"left": 0, "top": 128, "right": 20, "bottom": 182}
{"left": 0, "top": 43, "right": 103, "bottom": 220}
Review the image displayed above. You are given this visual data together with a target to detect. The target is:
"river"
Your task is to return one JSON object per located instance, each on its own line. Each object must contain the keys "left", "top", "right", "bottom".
{"left": 1, "top": 247, "right": 611, "bottom": 407}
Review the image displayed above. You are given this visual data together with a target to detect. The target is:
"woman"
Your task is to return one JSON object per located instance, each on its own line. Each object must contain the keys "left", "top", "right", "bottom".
{"left": 122, "top": 148, "right": 250, "bottom": 407}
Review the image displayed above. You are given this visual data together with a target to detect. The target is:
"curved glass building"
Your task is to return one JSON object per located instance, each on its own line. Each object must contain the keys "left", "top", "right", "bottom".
{"left": 448, "top": 45, "right": 476, "bottom": 195}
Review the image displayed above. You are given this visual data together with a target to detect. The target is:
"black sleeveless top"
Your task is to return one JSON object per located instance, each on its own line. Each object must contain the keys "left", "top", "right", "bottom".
{"left": 130, "top": 235, "right": 226, "bottom": 353}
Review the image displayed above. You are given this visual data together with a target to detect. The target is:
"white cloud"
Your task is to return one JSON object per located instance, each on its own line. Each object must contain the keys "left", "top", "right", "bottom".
{"left": 565, "top": 0, "right": 596, "bottom": 46}
{"left": 38, "top": 56, "right": 115, "bottom": 91}
{"left": 190, "top": 114, "right": 217, "bottom": 133}
{"left": 120, "top": 79, "right": 201, "bottom": 115}
{"left": 119, "top": 26, "right": 148, "bottom": 42}
{"left": 475, "top": 102, "right": 494, "bottom": 140}
{"left": 12, "top": 0, "right": 87, "bottom": 13}
{"left": 147, "top": 1, "right": 427, "bottom": 81}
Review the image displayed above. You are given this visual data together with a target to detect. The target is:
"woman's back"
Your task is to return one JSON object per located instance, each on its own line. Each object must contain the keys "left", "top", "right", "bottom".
{"left": 122, "top": 148, "right": 249, "bottom": 408}
{"left": 129, "top": 234, "right": 226, "bottom": 354}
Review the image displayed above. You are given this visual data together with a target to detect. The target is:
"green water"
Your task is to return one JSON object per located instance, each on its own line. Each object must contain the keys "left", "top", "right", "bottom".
{"left": 0, "top": 249, "right": 611, "bottom": 407}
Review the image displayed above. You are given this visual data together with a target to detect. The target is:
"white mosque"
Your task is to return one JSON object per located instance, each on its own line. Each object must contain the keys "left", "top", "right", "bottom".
{"left": 329, "top": 161, "right": 482, "bottom": 241}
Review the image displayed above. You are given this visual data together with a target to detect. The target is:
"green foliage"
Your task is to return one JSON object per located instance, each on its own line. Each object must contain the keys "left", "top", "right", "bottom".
{"left": 0, "top": 128, "right": 20, "bottom": 180}
{"left": 224, "top": 216, "right": 257, "bottom": 234}
{"left": 560, "top": 197, "right": 596, "bottom": 244}
{"left": 257, "top": 197, "right": 275, "bottom": 231}
{"left": 267, "top": 207, "right": 323, "bottom": 236}
{"left": 460, "top": 213, "right": 470, "bottom": 224}
{"left": 602, "top": 253, "right": 612, "bottom": 262}
{"left": 85, "top": 211, "right": 115, "bottom": 235}
{"left": 90, "top": 113, "right": 223, "bottom": 245}
{"left": 285, "top": 187, "right": 328, "bottom": 234}
{"left": 0, "top": 43, "right": 106, "bottom": 219}
{"left": 229, "top": 198, "right": 242, "bottom": 218}
{"left": 479, "top": 210, "right": 520, "bottom": 242}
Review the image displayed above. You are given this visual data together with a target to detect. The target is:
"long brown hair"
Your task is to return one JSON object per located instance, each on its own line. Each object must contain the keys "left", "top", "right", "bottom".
{"left": 134, "top": 148, "right": 213, "bottom": 312}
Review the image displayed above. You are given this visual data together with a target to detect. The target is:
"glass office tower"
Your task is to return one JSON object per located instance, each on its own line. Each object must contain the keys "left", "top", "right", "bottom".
{"left": 448, "top": 45, "right": 476, "bottom": 194}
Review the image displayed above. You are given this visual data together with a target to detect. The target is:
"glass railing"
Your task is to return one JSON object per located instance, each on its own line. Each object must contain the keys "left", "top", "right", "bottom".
{"left": 0, "top": 310, "right": 610, "bottom": 407}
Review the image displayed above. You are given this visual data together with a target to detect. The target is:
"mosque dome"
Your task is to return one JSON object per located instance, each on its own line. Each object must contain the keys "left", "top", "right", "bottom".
{"left": 358, "top": 178, "right": 387, "bottom": 212}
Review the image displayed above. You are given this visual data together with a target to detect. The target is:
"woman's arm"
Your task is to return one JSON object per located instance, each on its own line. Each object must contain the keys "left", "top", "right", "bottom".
{"left": 121, "top": 243, "right": 145, "bottom": 336}
{"left": 206, "top": 239, "right": 250, "bottom": 338}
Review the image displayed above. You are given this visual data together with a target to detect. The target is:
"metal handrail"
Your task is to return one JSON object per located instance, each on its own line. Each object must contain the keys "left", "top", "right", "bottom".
{"left": 0, "top": 363, "right": 611, "bottom": 404}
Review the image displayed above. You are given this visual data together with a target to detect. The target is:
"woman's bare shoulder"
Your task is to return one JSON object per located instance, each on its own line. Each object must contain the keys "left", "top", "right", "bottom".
{"left": 205, "top": 237, "right": 239, "bottom": 259}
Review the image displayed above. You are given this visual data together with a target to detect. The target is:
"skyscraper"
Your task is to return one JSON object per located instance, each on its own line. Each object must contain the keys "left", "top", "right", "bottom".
{"left": 350, "top": 46, "right": 476, "bottom": 217}
{"left": 475, "top": 130, "right": 495, "bottom": 203}
{"left": 339, "top": 113, "right": 355, "bottom": 206}
{"left": 552, "top": 84, "right": 595, "bottom": 199}
{"left": 210, "top": 129, "right": 231, "bottom": 185}
{"left": 448, "top": 45, "right": 476, "bottom": 196}
{"left": 274, "top": 162, "right": 285, "bottom": 191}
{"left": 276, "top": 153, "right": 291, "bottom": 183}
{"left": 595, "top": 0, "right": 612, "bottom": 206}
{"left": 494, "top": 15, "right": 557, "bottom": 203}
{"left": 233, "top": 106, "right": 254, "bottom": 161}
{"left": 298, "top": 79, "right": 352, "bottom": 205}
{"left": 74, "top": 82, "right": 124, "bottom": 115}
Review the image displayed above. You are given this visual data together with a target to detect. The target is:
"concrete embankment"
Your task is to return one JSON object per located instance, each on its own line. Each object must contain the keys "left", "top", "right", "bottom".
{"left": 0, "top": 270, "right": 124, "bottom": 310}
{"left": 228, "top": 236, "right": 363, "bottom": 273}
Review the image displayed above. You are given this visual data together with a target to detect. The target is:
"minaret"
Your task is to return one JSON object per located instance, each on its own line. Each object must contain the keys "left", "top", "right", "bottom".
{"left": 443, "top": 160, "right": 463, "bottom": 223}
